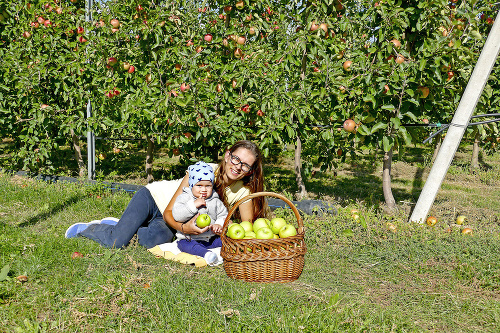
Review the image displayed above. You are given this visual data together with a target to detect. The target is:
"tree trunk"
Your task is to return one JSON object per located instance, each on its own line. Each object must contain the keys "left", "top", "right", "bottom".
{"left": 432, "top": 133, "right": 442, "bottom": 163}
{"left": 70, "top": 128, "right": 86, "bottom": 178}
{"left": 471, "top": 131, "right": 480, "bottom": 171}
{"left": 382, "top": 147, "right": 396, "bottom": 212}
{"left": 294, "top": 135, "right": 307, "bottom": 200}
{"left": 145, "top": 136, "right": 154, "bottom": 183}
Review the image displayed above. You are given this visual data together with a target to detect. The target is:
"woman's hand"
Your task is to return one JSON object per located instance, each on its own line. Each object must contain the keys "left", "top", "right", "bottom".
{"left": 181, "top": 214, "right": 209, "bottom": 235}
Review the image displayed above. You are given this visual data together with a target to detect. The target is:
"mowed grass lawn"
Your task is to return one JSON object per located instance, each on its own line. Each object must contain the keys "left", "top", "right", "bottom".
{"left": 1, "top": 145, "right": 500, "bottom": 332}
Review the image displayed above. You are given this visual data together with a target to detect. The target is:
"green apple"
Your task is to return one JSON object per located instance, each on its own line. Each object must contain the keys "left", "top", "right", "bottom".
{"left": 279, "top": 224, "right": 297, "bottom": 238}
{"left": 227, "top": 223, "right": 245, "bottom": 239}
{"left": 196, "top": 214, "right": 211, "bottom": 228}
{"left": 253, "top": 218, "right": 270, "bottom": 232}
{"left": 456, "top": 215, "right": 466, "bottom": 225}
{"left": 270, "top": 217, "right": 287, "bottom": 234}
{"left": 244, "top": 231, "right": 256, "bottom": 239}
{"left": 255, "top": 227, "right": 274, "bottom": 239}
{"left": 240, "top": 220, "right": 253, "bottom": 233}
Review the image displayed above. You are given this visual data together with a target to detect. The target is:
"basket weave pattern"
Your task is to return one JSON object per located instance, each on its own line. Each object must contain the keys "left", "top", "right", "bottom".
{"left": 221, "top": 192, "right": 306, "bottom": 283}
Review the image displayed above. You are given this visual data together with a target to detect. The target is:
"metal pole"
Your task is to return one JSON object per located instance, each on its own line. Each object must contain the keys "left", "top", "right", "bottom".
{"left": 86, "top": 0, "right": 95, "bottom": 180}
{"left": 410, "top": 12, "right": 500, "bottom": 223}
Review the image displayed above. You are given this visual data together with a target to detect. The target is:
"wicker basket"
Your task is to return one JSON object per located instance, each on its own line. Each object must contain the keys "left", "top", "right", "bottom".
{"left": 220, "top": 192, "right": 306, "bottom": 283}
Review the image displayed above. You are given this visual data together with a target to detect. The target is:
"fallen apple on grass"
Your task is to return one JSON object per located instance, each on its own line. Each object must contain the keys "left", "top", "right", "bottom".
{"left": 456, "top": 215, "right": 466, "bottom": 225}
{"left": 426, "top": 216, "right": 438, "bottom": 227}
{"left": 71, "top": 251, "right": 83, "bottom": 259}
{"left": 461, "top": 227, "right": 473, "bottom": 235}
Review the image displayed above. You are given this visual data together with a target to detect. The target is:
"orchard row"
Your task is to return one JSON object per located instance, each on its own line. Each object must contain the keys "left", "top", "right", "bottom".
{"left": 0, "top": 0, "right": 499, "bottom": 201}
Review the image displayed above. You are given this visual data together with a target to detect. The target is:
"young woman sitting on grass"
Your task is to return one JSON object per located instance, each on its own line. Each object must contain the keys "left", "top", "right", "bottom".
{"left": 65, "top": 140, "right": 266, "bottom": 249}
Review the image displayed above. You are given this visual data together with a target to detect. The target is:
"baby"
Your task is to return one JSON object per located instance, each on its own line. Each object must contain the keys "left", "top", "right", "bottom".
{"left": 172, "top": 161, "right": 228, "bottom": 265}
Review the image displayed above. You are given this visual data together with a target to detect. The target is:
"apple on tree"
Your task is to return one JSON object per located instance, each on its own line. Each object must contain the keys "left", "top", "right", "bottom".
{"left": 227, "top": 223, "right": 245, "bottom": 239}
{"left": 343, "top": 60, "right": 352, "bottom": 71}
{"left": 343, "top": 119, "right": 357, "bottom": 132}
{"left": 196, "top": 214, "right": 211, "bottom": 228}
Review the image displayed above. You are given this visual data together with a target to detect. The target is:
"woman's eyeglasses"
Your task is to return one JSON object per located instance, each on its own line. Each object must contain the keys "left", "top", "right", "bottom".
{"left": 229, "top": 153, "right": 252, "bottom": 172}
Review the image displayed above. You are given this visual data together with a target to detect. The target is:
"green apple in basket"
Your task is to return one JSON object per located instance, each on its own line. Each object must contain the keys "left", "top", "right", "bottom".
{"left": 227, "top": 223, "right": 245, "bottom": 239}
{"left": 243, "top": 231, "right": 256, "bottom": 239}
{"left": 255, "top": 227, "right": 274, "bottom": 239}
{"left": 196, "top": 214, "right": 211, "bottom": 228}
{"left": 270, "top": 217, "right": 287, "bottom": 234}
{"left": 253, "top": 218, "right": 270, "bottom": 232}
{"left": 279, "top": 224, "right": 297, "bottom": 238}
{"left": 240, "top": 220, "right": 254, "bottom": 233}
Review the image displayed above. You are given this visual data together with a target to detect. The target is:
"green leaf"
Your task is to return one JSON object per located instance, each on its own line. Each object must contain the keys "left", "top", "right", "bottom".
{"left": 0, "top": 264, "right": 10, "bottom": 281}
{"left": 342, "top": 229, "right": 354, "bottom": 237}
{"left": 381, "top": 104, "right": 395, "bottom": 111}
{"left": 370, "top": 122, "right": 388, "bottom": 134}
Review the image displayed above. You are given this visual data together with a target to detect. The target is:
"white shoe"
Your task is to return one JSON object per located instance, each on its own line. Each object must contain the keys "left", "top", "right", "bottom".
{"left": 204, "top": 251, "right": 218, "bottom": 266}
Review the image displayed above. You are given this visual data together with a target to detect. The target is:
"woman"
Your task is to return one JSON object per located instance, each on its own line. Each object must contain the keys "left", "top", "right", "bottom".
{"left": 65, "top": 140, "right": 266, "bottom": 249}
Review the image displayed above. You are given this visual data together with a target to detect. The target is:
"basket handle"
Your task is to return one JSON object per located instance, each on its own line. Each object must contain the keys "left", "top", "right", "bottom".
{"left": 221, "top": 191, "right": 304, "bottom": 235}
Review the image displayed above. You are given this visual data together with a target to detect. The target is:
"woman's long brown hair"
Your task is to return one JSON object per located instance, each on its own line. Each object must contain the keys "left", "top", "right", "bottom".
{"left": 214, "top": 140, "right": 267, "bottom": 220}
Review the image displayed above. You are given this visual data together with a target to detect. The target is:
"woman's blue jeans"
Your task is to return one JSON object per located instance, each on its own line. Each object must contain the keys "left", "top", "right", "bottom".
{"left": 79, "top": 187, "right": 175, "bottom": 249}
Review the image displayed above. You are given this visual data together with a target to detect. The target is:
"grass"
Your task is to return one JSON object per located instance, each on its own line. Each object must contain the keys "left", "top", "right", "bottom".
{"left": 1, "top": 142, "right": 500, "bottom": 331}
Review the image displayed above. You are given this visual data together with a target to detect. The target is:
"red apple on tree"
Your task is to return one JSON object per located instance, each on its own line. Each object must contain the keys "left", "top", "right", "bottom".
{"left": 234, "top": 48, "right": 243, "bottom": 58}
{"left": 257, "top": 110, "right": 264, "bottom": 116}
{"left": 417, "top": 86, "right": 430, "bottom": 98}
{"left": 343, "top": 60, "right": 352, "bottom": 71}
{"left": 390, "top": 39, "right": 401, "bottom": 48}
{"left": 241, "top": 104, "right": 250, "bottom": 113}
{"left": 224, "top": 5, "right": 232, "bottom": 13}
{"left": 237, "top": 36, "right": 246, "bottom": 45}
{"left": 343, "top": 119, "right": 356, "bottom": 132}
{"left": 395, "top": 55, "right": 405, "bottom": 64}
{"left": 108, "top": 57, "right": 118, "bottom": 66}
{"left": 235, "top": 0, "right": 245, "bottom": 10}
{"left": 128, "top": 66, "right": 135, "bottom": 73}
{"left": 110, "top": 18, "right": 120, "bottom": 28}
{"left": 77, "top": 26, "right": 84, "bottom": 34}
{"left": 447, "top": 71, "right": 454, "bottom": 81}
{"left": 309, "top": 21, "right": 319, "bottom": 31}
{"left": 249, "top": 27, "right": 256, "bottom": 35}
{"left": 23, "top": 31, "right": 31, "bottom": 38}
{"left": 121, "top": 62, "right": 130, "bottom": 71}
{"left": 204, "top": 34, "right": 213, "bottom": 42}
{"left": 180, "top": 82, "right": 190, "bottom": 92}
